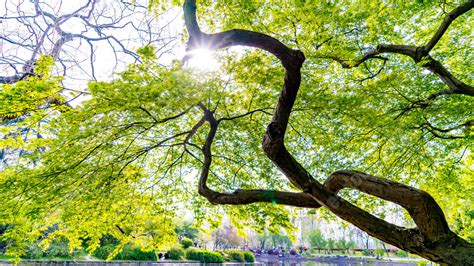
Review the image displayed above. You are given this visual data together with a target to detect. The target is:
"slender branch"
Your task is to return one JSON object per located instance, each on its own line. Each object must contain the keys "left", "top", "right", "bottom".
{"left": 422, "top": 0, "right": 474, "bottom": 54}
{"left": 217, "top": 108, "right": 272, "bottom": 122}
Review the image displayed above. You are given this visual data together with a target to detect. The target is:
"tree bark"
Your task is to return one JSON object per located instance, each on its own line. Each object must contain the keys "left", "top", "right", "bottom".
{"left": 183, "top": 1, "right": 474, "bottom": 264}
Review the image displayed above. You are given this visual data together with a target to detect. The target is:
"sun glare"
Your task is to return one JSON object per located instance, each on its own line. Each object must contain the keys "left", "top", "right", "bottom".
{"left": 187, "top": 48, "right": 219, "bottom": 71}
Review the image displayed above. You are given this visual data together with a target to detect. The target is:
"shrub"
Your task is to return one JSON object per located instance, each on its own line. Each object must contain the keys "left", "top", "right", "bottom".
{"left": 181, "top": 238, "right": 193, "bottom": 249}
{"left": 225, "top": 250, "right": 244, "bottom": 262}
{"left": 117, "top": 245, "right": 156, "bottom": 261}
{"left": 22, "top": 242, "right": 44, "bottom": 259}
{"left": 397, "top": 250, "right": 408, "bottom": 257}
{"left": 361, "top": 249, "right": 371, "bottom": 256}
{"left": 242, "top": 251, "right": 255, "bottom": 262}
{"left": 46, "top": 238, "right": 71, "bottom": 258}
{"left": 375, "top": 249, "right": 385, "bottom": 258}
{"left": 185, "top": 249, "right": 224, "bottom": 263}
{"left": 93, "top": 244, "right": 156, "bottom": 261}
{"left": 167, "top": 247, "right": 185, "bottom": 260}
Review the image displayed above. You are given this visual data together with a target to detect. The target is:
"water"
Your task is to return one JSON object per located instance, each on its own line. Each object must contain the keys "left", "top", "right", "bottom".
{"left": 259, "top": 262, "right": 416, "bottom": 266}
{"left": 257, "top": 262, "right": 416, "bottom": 266}
{"left": 0, "top": 260, "right": 419, "bottom": 266}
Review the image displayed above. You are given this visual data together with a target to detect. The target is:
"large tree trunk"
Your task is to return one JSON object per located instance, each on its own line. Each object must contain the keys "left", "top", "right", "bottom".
{"left": 182, "top": 1, "right": 474, "bottom": 265}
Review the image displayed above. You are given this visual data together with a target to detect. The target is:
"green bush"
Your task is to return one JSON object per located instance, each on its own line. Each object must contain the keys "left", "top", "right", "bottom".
{"left": 375, "top": 249, "right": 385, "bottom": 258}
{"left": 22, "top": 242, "right": 44, "bottom": 259}
{"left": 242, "top": 251, "right": 255, "bottom": 262}
{"left": 46, "top": 238, "right": 71, "bottom": 258}
{"left": 396, "top": 250, "right": 408, "bottom": 257}
{"left": 185, "top": 249, "right": 224, "bottom": 263}
{"left": 117, "top": 245, "right": 156, "bottom": 261}
{"left": 92, "top": 244, "right": 115, "bottom": 260}
{"left": 168, "top": 247, "right": 185, "bottom": 260}
{"left": 181, "top": 238, "right": 193, "bottom": 249}
{"left": 93, "top": 244, "right": 156, "bottom": 261}
{"left": 225, "top": 250, "right": 244, "bottom": 262}
{"left": 361, "top": 249, "right": 370, "bottom": 256}
{"left": 23, "top": 238, "right": 73, "bottom": 259}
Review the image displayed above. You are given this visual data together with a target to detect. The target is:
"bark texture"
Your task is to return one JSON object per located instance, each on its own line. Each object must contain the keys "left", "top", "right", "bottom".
{"left": 183, "top": 1, "right": 474, "bottom": 264}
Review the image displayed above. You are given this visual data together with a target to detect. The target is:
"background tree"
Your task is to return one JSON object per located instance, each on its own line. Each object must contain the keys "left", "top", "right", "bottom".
{"left": 0, "top": 0, "right": 178, "bottom": 86}
{"left": 306, "top": 229, "right": 326, "bottom": 254}
{"left": 174, "top": 222, "right": 199, "bottom": 242}
{"left": 256, "top": 232, "right": 269, "bottom": 250}
{"left": 211, "top": 224, "right": 243, "bottom": 250}
{"left": 269, "top": 233, "right": 292, "bottom": 251}
{"left": 325, "top": 238, "right": 335, "bottom": 254}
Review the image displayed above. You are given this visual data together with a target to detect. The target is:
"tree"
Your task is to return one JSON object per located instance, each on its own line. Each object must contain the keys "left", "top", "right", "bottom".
{"left": 174, "top": 222, "right": 199, "bottom": 242}
{"left": 269, "top": 233, "right": 292, "bottom": 251}
{"left": 178, "top": 1, "right": 473, "bottom": 264}
{"left": 1, "top": 0, "right": 473, "bottom": 265}
{"left": 211, "top": 225, "right": 243, "bottom": 250}
{"left": 0, "top": 0, "right": 176, "bottom": 86}
{"left": 325, "top": 238, "right": 335, "bottom": 254}
{"left": 256, "top": 233, "right": 269, "bottom": 250}
{"left": 307, "top": 229, "right": 326, "bottom": 254}
{"left": 336, "top": 238, "right": 356, "bottom": 254}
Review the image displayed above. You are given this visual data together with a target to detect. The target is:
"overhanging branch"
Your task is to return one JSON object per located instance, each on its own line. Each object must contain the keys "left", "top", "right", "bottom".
{"left": 328, "top": 2, "right": 474, "bottom": 98}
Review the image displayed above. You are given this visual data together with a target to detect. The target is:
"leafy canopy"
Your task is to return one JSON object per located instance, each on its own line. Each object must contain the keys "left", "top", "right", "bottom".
{"left": 1, "top": 0, "right": 473, "bottom": 257}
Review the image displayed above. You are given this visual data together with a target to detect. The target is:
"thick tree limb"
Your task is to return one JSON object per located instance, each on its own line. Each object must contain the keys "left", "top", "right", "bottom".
{"left": 325, "top": 170, "right": 451, "bottom": 242}
{"left": 184, "top": 0, "right": 474, "bottom": 264}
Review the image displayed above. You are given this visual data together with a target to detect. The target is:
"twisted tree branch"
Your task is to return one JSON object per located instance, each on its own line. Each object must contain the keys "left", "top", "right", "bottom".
{"left": 196, "top": 103, "right": 319, "bottom": 208}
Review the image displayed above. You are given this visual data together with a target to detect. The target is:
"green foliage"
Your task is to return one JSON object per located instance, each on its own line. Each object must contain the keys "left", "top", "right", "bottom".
{"left": 307, "top": 229, "right": 326, "bottom": 251}
{"left": 224, "top": 250, "right": 244, "bottom": 262}
{"left": 167, "top": 247, "right": 185, "bottom": 260}
{"left": 175, "top": 222, "right": 199, "bottom": 241}
{"left": 326, "top": 239, "right": 335, "bottom": 251}
{"left": 0, "top": 54, "right": 64, "bottom": 121}
{"left": 118, "top": 245, "right": 156, "bottom": 261}
{"left": 20, "top": 237, "right": 85, "bottom": 260}
{"left": 92, "top": 245, "right": 115, "bottom": 260}
{"left": 185, "top": 248, "right": 225, "bottom": 263}
{"left": 180, "top": 238, "right": 193, "bottom": 249}
{"left": 269, "top": 233, "right": 293, "bottom": 250}
{"left": 397, "top": 250, "right": 408, "bottom": 257}
{"left": 242, "top": 251, "right": 255, "bottom": 262}
{"left": 375, "top": 248, "right": 385, "bottom": 258}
